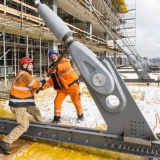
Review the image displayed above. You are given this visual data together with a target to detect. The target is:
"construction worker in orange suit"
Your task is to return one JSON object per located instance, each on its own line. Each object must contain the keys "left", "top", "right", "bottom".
{"left": 42, "top": 49, "right": 83, "bottom": 124}
{"left": 0, "top": 57, "right": 49, "bottom": 154}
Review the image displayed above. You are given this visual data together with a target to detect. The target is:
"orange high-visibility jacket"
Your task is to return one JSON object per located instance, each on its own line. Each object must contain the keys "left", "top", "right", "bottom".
{"left": 43, "top": 58, "right": 78, "bottom": 90}
{"left": 9, "top": 70, "right": 43, "bottom": 107}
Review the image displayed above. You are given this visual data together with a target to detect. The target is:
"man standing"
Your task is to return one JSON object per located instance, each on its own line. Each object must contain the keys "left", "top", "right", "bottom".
{"left": 43, "top": 49, "right": 84, "bottom": 124}
{"left": 0, "top": 57, "right": 48, "bottom": 154}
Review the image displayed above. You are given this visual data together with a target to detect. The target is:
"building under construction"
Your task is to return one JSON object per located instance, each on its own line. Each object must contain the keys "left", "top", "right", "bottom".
{"left": 0, "top": 0, "right": 132, "bottom": 90}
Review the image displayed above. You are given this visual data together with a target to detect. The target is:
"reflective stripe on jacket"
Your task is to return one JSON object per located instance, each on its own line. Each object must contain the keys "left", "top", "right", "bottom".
{"left": 43, "top": 58, "right": 78, "bottom": 90}
{"left": 9, "top": 70, "right": 43, "bottom": 107}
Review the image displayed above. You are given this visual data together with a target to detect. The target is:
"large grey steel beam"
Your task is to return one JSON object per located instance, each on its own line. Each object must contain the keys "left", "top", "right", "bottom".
{"left": 0, "top": 118, "right": 159, "bottom": 159}
{"left": 123, "top": 79, "right": 160, "bottom": 83}
{"left": 79, "top": 77, "right": 160, "bottom": 83}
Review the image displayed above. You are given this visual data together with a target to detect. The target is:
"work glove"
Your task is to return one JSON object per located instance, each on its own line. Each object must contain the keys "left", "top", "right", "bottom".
{"left": 36, "top": 79, "right": 46, "bottom": 94}
{"left": 40, "top": 79, "right": 46, "bottom": 87}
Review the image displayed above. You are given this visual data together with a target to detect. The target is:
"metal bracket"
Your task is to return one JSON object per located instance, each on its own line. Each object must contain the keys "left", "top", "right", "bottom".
{"left": 0, "top": 118, "right": 160, "bottom": 159}
{"left": 124, "top": 133, "right": 151, "bottom": 146}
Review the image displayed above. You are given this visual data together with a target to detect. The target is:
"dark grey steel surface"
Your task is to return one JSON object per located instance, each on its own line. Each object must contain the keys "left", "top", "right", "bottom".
{"left": 118, "top": 70, "right": 154, "bottom": 73}
{"left": 123, "top": 79, "right": 160, "bottom": 83}
{"left": 0, "top": 117, "right": 160, "bottom": 159}
{"left": 85, "top": 57, "right": 156, "bottom": 140}
{"left": 118, "top": 71, "right": 137, "bottom": 73}
{"left": 79, "top": 77, "right": 160, "bottom": 83}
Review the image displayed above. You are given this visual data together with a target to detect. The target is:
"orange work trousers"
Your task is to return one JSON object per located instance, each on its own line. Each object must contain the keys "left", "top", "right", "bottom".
{"left": 54, "top": 82, "right": 83, "bottom": 117}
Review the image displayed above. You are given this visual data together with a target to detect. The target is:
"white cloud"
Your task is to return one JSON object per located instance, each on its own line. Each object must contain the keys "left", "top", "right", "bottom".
{"left": 153, "top": 42, "right": 160, "bottom": 48}
{"left": 125, "top": 0, "right": 160, "bottom": 58}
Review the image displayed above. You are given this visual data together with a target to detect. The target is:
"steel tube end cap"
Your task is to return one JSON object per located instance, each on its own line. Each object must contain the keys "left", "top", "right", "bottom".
{"left": 33, "top": 0, "right": 40, "bottom": 6}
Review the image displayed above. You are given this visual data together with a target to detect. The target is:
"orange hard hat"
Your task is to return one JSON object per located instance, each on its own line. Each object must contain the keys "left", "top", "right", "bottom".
{"left": 19, "top": 57, "right": 33, "bottom": 66}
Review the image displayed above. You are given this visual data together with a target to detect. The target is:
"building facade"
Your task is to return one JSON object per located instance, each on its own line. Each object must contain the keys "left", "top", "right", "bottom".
{"left": 0, "top": 0, "right": 128, "bottom": 88}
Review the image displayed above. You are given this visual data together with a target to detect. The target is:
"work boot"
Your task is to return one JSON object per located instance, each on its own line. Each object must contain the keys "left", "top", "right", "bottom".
{"left": 52, "top": 116, "right": 61, "bottom": 124}
{"left": 0, "top": 141, "right": 11, "bottom": 154}
{"left": 77, "top": 113, "right": 84, "bottom": 123}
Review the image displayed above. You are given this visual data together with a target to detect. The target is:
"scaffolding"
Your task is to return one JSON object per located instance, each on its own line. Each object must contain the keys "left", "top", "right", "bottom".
{"left": 118, "top": 0, "right": 136, "bottom": 54}
{"left": 0, "top": 0, "right": 128, "bottom": 91}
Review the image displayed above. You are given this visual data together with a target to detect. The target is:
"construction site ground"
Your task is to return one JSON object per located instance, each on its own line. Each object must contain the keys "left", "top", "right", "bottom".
{"left": 0, "top": 76, "right": 150, "bottom": 160}
{"left": 0, "top": 110, "right": 149, "bottom": 160}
